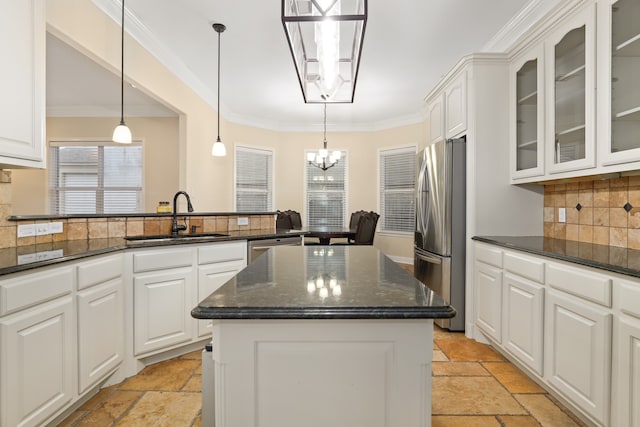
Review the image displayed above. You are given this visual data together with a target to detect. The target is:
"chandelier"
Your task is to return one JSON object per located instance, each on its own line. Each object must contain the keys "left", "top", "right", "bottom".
{"left": 307, "top": 103, "right": 341, "bottom": 171}
{"left": 282, "top": 0, "right": 368, "bottom": 103}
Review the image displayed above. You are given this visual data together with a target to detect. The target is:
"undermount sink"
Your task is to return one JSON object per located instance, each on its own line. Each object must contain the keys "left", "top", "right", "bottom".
{"left": 125, "top": 233, "right": 229, "bottom": 243}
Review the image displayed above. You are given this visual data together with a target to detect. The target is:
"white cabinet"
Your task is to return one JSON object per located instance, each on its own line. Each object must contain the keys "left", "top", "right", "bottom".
{"left": 444, "top": 72, "right": 467, "bottom": 138}
{"left": 545, "top": 289, "right": 611, "bottom": 425}
{"left": 612, "top": 279, "right": 640, "bottom": 427}
{"left": 0, "top": 297, "right": 74, "bottom": 427}
{"left": 196, "top": 241, "right": 247, "bottom": 338}
{"left": 511, "top": 44, "right": 545, "bottom": 180}
{"left": 0, "top": 0, "right": 46, "bottom": 169}
{"left": 197, "top": 260, "right": 245, "bottom": 337}
{"left": 545, "top": 4, "right": 597, "bottom": 175}
{"left": 76, "top": 254, "right": 124, "bottom": 393}
{"left": 474, "top": 261, "right": 503, "bottom": 342}
{"left": 426, "top": 94, "right": 445, "bottom": 145}
{"left": 597, "top": 0, "right": 640, "bottom": 166}
{"left": 502, "top": 273, "right": 544, "bottom": 375}
{"left": 134, "top": 267, "right": 194, "bottom": 355}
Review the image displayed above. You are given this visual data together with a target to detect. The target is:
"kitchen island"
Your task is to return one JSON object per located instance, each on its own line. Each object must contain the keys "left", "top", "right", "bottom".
{"left": 192, "top": 245, "right": 455, "bottom": 427}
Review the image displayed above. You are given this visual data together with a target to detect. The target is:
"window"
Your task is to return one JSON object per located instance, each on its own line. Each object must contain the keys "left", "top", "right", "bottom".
{"left": 48, "top": 141, "right": 143, "bottom": 214}
{"left": 379, "top": 146, "right": 416, "bottom": 233}
{"left": 235, "top": 146, "right": 273, "bottom": 212}
{"left": 305, "top": 150, "right": 347, "bottom": 227}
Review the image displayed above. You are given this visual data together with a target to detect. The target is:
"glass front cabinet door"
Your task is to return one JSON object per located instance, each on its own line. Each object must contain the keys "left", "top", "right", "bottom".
{"left": 545, "top": 4, "right": 596, "bottom": 175}
{"left": 511, "top": 45, "right": 545, "bottom": 180}
{"left": 598, "top": 0, "right": 640, "bottom": 166}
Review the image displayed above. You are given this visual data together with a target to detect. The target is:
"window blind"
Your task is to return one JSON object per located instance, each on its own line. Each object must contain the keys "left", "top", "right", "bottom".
{"left": 48, "top": 142, "right": 143, "bottom": 214}
{"left": 235, "top": 146, "right": 273, "bottom": 212}
{"left": 305, "top": 151, "right": 347, "bottom": 227}
{"left": 379, "top": 146, "right": 416, "bottom": 233}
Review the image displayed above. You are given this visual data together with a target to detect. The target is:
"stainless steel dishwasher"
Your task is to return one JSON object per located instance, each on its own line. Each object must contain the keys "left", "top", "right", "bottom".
{"left": 247, "top": 235, "right": 302, "bottom": 263}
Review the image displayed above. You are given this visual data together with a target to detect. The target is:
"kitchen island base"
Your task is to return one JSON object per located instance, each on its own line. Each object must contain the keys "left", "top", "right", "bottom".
{"left": 205, "top": 318, "right": 433, "bottom": 427}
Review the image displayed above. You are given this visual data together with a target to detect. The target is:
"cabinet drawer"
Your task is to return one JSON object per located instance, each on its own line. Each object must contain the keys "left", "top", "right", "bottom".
{"left": 504, "top": 252, "right": 544, "bottom": 283}
{"left": 0, "top": 266, "right": 74, "bottom": 316}
{"left": 77, "top": 254, "right": 123, "bottom": 290}
{"left": 546, "top": 262, "right": 612, "bottom": 307}
{"left": 198, "top": 241, "right": 246, "bottom": 265}
{"left": 617, "top": 280, "right": 640, "bottom": 319}
{"left": 133, "top": 248, "right": 193, "bottom": 273}
{"left": 475, "top": 244, "right": 502, "bottom": 268}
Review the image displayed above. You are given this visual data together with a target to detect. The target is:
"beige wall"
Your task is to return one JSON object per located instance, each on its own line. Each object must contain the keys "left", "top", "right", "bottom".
{"left": 11, "top": 0, "right": 427, "bottom": 259}
{"left": 11, "top": 117, "right": 179, "bottom": 214}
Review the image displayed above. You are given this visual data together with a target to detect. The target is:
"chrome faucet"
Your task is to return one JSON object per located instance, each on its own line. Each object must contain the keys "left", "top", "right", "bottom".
{"left": 172, "top": 191, "right": 194, "bottom": 235}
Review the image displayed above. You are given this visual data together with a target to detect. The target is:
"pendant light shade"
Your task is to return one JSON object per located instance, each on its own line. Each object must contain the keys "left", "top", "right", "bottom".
{"left": 113, "top": 0, "right": 132, "bottom": 144}
{"left": 282, "top": 0, "right": 368, "bottom": 103}
{"left": 212, "top": 23, "right": 227, "bottom": 157}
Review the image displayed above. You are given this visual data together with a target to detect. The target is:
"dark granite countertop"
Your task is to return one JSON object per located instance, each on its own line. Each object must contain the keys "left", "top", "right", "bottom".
{"left": 8, "top": 211, "right": 278, "bottom": 221}
{"left": 191, "top": 245, "right": 456, "bottom": 320}
{"left": 0, "top": 229, "right": 303, "bottom": 276}
{"left": 473, "top": 236, "right": 640, "bottom": 278}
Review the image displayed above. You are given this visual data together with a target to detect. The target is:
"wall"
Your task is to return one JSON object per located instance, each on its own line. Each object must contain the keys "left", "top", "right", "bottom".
{"left": 4, "top": 0, "right": 425, "bottom": 259}
{"left": 543, "top": 176, "right": 640, "bottom": 248}
{"left": 11, "top": 116, "right": 179, "bottom": 214}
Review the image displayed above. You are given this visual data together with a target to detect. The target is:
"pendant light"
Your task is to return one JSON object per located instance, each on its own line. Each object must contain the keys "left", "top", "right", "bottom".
{"left": 113, "top": 0, "right": 132, "bottom": 144}
{"left": 307, "top": 103, "right": 341, "bottom": 171}
{"left": 211, "top": 23, "right": 227, "bottom": 157}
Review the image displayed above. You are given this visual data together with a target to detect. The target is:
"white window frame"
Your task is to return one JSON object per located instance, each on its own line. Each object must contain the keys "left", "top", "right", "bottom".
{"left": 304, "top": 149, "right": 348, "bottom": 227}
{"left": 48, "top": 139, "right": 144, "bottom": 215}
{"left": 234, "top": 145, "right": 274, "bottom": 212}
{"left": 378, "top": 145, "right": 417, "bottom": 235}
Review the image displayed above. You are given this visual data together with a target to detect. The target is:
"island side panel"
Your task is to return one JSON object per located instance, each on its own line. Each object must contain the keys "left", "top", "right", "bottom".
{"left": 207, "top": 318, "right": 433, "bottom": 427}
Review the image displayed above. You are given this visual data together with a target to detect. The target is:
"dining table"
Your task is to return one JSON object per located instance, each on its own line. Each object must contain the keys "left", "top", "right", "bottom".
{"left": 301, "top": 226, "right": 356, "bottom": 245}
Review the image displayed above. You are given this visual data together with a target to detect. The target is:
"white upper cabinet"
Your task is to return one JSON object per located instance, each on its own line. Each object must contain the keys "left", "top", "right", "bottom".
{"left": 444, "top": 71, "right": 467, "bottom": 138}
{"left": 427, "top": 94, "right": 445, "bottom": 146}
{"left": 0, "top": 0, "right": 46, "bottom": 169}
{"left": 598, "top": 0, "right": 640, "bottom": 166}
{"left": 545, "top": 4, "right": 597, "bottom": 175}
{"left": 511, "top": 44, "right": 545, "bottom": 180}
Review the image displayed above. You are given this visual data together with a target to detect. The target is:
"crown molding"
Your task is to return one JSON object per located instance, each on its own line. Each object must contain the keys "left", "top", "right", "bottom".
{"left": 482, "top": 0, "right": 563, "bottom": 52}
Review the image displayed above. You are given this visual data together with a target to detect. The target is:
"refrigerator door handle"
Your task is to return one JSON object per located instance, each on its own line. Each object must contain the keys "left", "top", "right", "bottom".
{"left": 415, "top": 250, "right": 442, "bottom": 264}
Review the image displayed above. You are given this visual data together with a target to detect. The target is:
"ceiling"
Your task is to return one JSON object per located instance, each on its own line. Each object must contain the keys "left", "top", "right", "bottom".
{"left": 46, "top": 0, "right": 544, "bottom": 132}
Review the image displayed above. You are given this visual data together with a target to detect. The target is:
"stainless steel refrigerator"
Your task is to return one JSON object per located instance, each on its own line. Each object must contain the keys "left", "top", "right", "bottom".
{"left": 414, "top": 137, "right": 466, "bottom": 331}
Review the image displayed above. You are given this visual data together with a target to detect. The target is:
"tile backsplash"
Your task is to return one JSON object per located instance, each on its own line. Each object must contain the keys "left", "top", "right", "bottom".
{"left": 544, "top": 176, "right": 640, "bottom": 249}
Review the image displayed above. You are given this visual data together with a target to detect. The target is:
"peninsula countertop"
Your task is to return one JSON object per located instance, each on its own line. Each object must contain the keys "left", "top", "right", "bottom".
{"left": 0, "top": 229, "right": 303, "bottom": 276}
{"left": 191, "top": 245, "right": 457, "bottom": 320}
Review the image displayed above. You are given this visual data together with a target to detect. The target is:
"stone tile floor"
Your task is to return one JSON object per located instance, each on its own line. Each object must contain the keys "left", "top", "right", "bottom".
{"left": 58, "top": 327, "right": 587, "bottom": 427}
{"left": 58, "top": 263, "right": 588, "bottom": 426}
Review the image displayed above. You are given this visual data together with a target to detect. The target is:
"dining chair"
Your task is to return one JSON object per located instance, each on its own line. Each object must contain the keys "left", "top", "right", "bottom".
{"left": 283, "top": 210, "right": 302, "bottom": 229}
{"left": 276, "top": 211, "right": 293, "bottom": 230}
{"left": 333, "top": 211, "right": 379, "bottom": 246}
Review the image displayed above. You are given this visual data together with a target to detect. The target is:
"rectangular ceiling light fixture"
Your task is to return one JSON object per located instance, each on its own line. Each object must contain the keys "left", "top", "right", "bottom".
{"left": 282, "top": 0, "right": 368, "bottom": 103}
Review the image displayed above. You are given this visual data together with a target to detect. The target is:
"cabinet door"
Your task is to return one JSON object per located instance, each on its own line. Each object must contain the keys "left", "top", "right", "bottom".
{"left": 511, "top": 44, "right": 545, "bottom": 180}
{"left": 474, "top": 261, "right": 502, "bottom": 342}
{"left": 444, "top": 71, "right": 467, "bottom": 138}
{"left": 77, "top": 279, "right": 124, "bottom": 393}
{"left": 503, "top": 273, "right": 544, "bottom": 375}
{"left": 0, "top": 0, "right": 45, "bottom": 168}
{"left": 197, "top": 260, "right": 245, "bottom": 338}
{"left": 545, "top": 4, "right": 596, "bottom": 174}
{"left": 0, "top": 297, "right": 74, "bottom": 427}
{"left": 134, "top": 268, "right": 193, "bottom": 355}
{"left": 545, "top": 290, "right": 611, "bottom": 425}
{"left": 613, "top": 315, "right": 640, "bottom": 427}
{"left": 427, "top": 94, "right": 445, "bottom": 145}
{"left": 598, "top": 0, "right": 640, "bottom": 166}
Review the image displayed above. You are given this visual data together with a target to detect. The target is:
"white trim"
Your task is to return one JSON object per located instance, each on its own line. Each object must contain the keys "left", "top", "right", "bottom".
{"left": 482, "top": 0, "right": 564, "bottom": 52}
{"left": 46, "top": 105, "right": 177, "bottom": 118}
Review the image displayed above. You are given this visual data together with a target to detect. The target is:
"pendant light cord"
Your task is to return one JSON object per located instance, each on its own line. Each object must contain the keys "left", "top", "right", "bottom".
{"left": 323, "top": 103, "right": 327, "bottom": 149}
{"left": 119, "top": 0, "right": 125, "bottom": 125}
{"left": 216, "top": 28, "right": 221, "bottom": 142}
